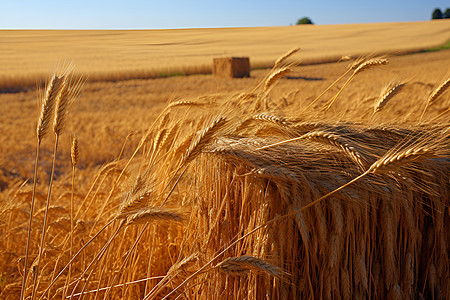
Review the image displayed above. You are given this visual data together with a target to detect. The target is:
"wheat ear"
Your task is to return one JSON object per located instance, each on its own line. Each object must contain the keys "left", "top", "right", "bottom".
{"left": 252, "top": 113, "right": 292, "bottom": 126}
{"left": 419, "top": 77, "right": 450, "bottom": 123}
{"left": 165, "top": 99, "right": 207, "bottom": 111}
{"left": 324, "top": 58, "right": 388, "bottom": 110}
{"left": 374, "top": 81, "right": 405, "bottom": 113}
{"left": 36, "top": 75, "right": 64, "bottom": 143}
{"left": 428, "top": 77, "right": 450, "bottom": 104}
{"left": 215, "top": 256, "right": 283, "bottom": 279}
{"left": 274, "top": 47, "right": 300, "bottom": 67}
{"left": 264, "top": 67, "right": 291, "bottom": 92}
{"left": 182, "top": 116, "right": 227, "bottom": 165}
{"left": 256, "top": 130, "right": 366, "bottom": 168}
{"left": 125, "top": 208, "right": 185, "bottom": 226}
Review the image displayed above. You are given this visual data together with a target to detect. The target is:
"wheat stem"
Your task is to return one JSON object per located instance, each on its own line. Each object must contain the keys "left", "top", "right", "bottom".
{"left": 31, "top": 135, "right": 60, "bottom": 300}
{"left": 103, "top": 225, "right": 148, "bottom": 299}
{"left": 38, "top": 219, "right": 115, "bottom": 300}
{"left": 303, "top": 67, "right": 352, "bottom": 112}
{"left": 20, "top": 145, "right": 41, "bottom": 300}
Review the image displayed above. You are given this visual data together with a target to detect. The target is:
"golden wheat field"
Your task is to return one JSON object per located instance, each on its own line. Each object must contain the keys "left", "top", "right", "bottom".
{"left": 0, "top": 21, "right": 450, "bottom": 299}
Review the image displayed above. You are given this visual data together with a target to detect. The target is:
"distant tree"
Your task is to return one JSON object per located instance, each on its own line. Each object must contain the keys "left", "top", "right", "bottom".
{"left": 296, "top": 17, "right": 313, "bottom": 25}
{"left": 432, "top": 8, "right": 443, "bottom": 19}
{"left": 444, "top": 8, "right": 450, "bottom": 18}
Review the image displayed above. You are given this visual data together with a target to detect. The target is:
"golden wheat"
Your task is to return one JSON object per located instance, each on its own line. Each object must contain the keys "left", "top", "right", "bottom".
{"left": 215, "top": 256, "right": 283, "bottom": 279}
{"left": 263, "top": 67, "right": 291, "bottom": 92}
{"left": 374, "top": 81, "right": 405, "bottom": 113}
{"left": 274, "top": 47, "right": 301, "bottom": 67}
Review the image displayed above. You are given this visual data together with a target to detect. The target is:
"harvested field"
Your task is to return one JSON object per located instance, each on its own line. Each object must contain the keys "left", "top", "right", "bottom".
{"left": 0, "top": 22, "right": 450, "bottom": 299}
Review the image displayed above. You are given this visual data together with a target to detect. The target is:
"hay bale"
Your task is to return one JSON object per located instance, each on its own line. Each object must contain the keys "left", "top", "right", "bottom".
{"left": 213, "top": 57, "right": 250, "bottom": 78}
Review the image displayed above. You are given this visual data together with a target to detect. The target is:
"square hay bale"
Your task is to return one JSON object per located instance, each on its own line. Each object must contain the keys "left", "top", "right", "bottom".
{"left": 213, "top": 57, "right": 250, "bottom": 78}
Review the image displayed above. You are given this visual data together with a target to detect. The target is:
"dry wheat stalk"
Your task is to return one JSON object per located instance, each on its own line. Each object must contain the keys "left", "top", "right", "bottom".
{"left": 274, "top": 47, "right": 300, "bottom": 67}
{"left": 252, "top": 113, "right": 292, "bottom": 127}
{"left": 182, "top": 116, "right": 227, "bottom": 165}
{"left": 428, "top": 77, "right": 450, "bottom": 105}
{"left": 37, "top": 75, "right": 64, "bottom": 143}
{"left": 166, "top": 100, "right": 206, "bottom": 110}
{"left": 159, "top": 123, "right": 179, "bottom": 152}
{"left": 324, "top": 58, "right": 388, "bottom": 110}
{"left": 52, "top": 78, "right": 73, "bottom": 136}
{"left": 367, "top": 145, "right": 432, "bottom": 174}
{"left": 216, "top": 255, "right": 283, "bottom": 279}
{"left": 264, "top": 67, "right": 291, "bottom": 92}
{"left": 159, "top": 113, "right": 170, "bottom": 128}
{"left": 348, "top": 57, "right": 365, "bottom": 69}
{"left": 167, "top": 253, "right": 199, "bottom": 277}
{"left": 354, "top": 58, "right": 389, "bottom": 75}
{"left": 236, "top": 92, "right": 257, "bottom": 101}
{"left": 374, "top": 82, "right": 405, "bottom": 113}
{"left": 420, "top": 77, "right": 450, "bottom": 123}
{"left": 125, "top": 207, "right": 184, "bottom": 225}
{"left": 117, "top": 187, "right": 152, "bottom": 219}
{"left": 302, "top": 130, "right": 366, "bottom": 169}
{"left": 71, "top": 138, "right": 79, "bottom": 167}
{"left": 23, "top": 73, "right": 65, "bottom": 300}
{"left": 153, "top": 128, "right": 167, "bottom": 153}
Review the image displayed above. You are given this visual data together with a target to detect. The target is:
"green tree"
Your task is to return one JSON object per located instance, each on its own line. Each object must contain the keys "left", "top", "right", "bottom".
{"left": 432, "top": 8, "right": 443, "bottom": 19}
{"left": 444, "top": 8, "right": 450, "bottom": 18}
{"left": 296, "top": 17, "right": 313, "bottom": 25}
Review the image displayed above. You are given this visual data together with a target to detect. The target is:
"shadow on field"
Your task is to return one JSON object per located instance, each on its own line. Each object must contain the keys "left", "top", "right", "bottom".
{"left": 0, "top": 87, "right": 28, "bottom": 94}
{"left": 286, "top": 75, "right": 324, "bottom": 81}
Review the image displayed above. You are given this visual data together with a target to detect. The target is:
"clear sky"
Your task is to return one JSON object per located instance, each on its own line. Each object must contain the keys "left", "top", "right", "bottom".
{"left": 1, "top": 0, "right": 449, "bottom": 29}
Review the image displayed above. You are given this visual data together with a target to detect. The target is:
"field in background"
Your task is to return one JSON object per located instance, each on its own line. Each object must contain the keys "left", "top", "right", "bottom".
{"left": 1, "top": 20, "right": 450, "bottom": 90}
{"left": 0, "top": 21, "right": 450, "bottom": 299}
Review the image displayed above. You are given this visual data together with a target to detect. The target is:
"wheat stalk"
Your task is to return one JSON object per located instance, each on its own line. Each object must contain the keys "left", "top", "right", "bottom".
{"left": 166, "top": 99, "right": 207, "bottom": 110}
{"left": 274, "top": 47, "right": 300, "bottom": 67}
{"left": 324, "top": 58, "right": 388, "bottom": 110}
{"left": 374, "top": 81, "right": 405, "bottom": 113}
{"left": 428, "top": 77, "right": 450, "bottom": 104}
{"left": 21, "top": 73, "right": 64, "bottom": 300}
{"left": 67, "top": 137, "right": 79, "bottom": 292}
{"left": 71, "top": 138, "right": 79, "bottom": 167}
{"left": 303, "top": 130, "right": 367, "bottom": 169}
{"left": 215, "top": 256, "right": 283, "bottom": 279}
{"left": 264, "top": 67, "right": 291, "bottom": 92}
{"left": 36, "top": 75, "right": 64, "bottom": 143}
{"left": 419, "top": 77, "right": 450, "bottom": 123}
{"left": 32, "top": 70, "right": 84, "bottom": 300}
{"left": 153, "top": 128, "right": 167, "bottom": 154}
{"left": 125, "top": 208, "right": 184, "bottom": 226}
{"left": 354, "top": 58, "right": 388, "bottom": 74}
{"left": 252, "top": 113, "right": 292, "bottom": 127}
{"left": 182, "top": 116, "right": 227, "bottom": 165}
{"left": 367, "top": 145, "right": 432, "bottom": 174}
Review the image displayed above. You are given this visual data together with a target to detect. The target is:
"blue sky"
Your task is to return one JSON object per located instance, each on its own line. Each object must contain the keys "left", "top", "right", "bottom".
{"left": 0, "top": 0, "right": 449, "bottom": 29}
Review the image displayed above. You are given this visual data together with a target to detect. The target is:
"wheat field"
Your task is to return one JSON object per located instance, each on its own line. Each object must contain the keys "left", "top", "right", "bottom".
{"left": 0, "top": 21, "right": 450, "bottom": 299}
{"left": 1, "top": 20, "right": 450, "bottom": 90}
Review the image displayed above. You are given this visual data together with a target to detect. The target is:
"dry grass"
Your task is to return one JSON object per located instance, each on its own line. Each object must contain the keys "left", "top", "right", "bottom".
{"left": 1, "top": 24, "right": 450, "bottom": 299}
